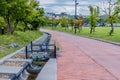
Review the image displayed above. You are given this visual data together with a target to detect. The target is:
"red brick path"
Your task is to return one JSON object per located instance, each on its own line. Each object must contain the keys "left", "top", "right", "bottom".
{"left": 42, "top": 29, "right": 117, "bottom": 80}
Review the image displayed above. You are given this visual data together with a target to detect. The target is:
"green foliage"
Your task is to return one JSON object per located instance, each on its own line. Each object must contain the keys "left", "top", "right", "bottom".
{"left": 68, "top": 18, "right": 74, "bottom": 27}
{"left": 0, "top": 17, "right": 6, "bottom": 28}
{"left": 61, "top": 17, "right": 67, "bottom": 27}
{"left": 30, "top": 8, "right": 45, "bottom": 30}
{"left": 0, "top": 0, "right": 45, "bottom": 34}
{"left": 88, "top": 5, "right": 99, "bottom": 34}
{"left": 88, "top": 5, "right": 99, "bottom": 27}
{"left": 75, "top": 19, "right": 83, "bottom": 27}
{"left": 52, "top": 19, "right": 60, "bottom": 27}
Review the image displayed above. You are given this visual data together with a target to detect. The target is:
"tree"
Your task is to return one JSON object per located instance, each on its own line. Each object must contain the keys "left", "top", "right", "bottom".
{"left": 102, "top": 0, "right": 120, "bottom": 35}
{"left": 0, "top": 0, "right": 43, "bottom": 34}
{"left": 30, "top": 8, "right": 45, "bottom": 30}
{"left": 61, "top": 17, "right": 67, "bottom": 29}
{"left": 74, "top": 19, "right": 81, "bottom": 32}
{"left": 68, "top": 18, "right": 74, "bottom": 31}
{"left": 88, "top": 5, "right": 99, "bottom": 34}
{"left": 52, "top": 19, "right": 60, "bottom": 27}
{"left": 0, "top": 0, "right": 30, "bottom": 35}
{"left": 20, "top": 0, "right": 42, "bottom": 31}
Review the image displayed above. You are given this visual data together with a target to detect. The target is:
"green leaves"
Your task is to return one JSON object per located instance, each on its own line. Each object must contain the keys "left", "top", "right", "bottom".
{"left": 61, "top": 17, "right": 67, "bottom": 27}
{"left": 0, "top": 0, "right": 45, "bottom": 34}
{"left": 68, "top": 18, "right": 74, "bottom": 27}
{"left": 88, "top": 5, "right": 99, "bottom": 27}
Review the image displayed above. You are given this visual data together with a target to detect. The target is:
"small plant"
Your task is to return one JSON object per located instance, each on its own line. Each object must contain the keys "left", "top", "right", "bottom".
{"left": 61, "top": 17, "right": 67, "bottom": 28}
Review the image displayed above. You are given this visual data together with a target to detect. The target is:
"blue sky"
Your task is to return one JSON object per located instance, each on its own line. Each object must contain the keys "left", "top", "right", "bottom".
{"left": 37, "top": 0, "right": 113, "bottom": 15}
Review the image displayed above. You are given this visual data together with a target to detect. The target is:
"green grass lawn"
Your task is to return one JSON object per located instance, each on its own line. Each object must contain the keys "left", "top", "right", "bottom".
{"left": 44, "top": 26, "right": 120, "bottom": 43}
{"left": 0, "top": 30, "right": 43, "bottom": 58}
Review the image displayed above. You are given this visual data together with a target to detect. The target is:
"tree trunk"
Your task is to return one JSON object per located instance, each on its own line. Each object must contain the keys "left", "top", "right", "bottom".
{"left": 11, "top": 21, "right": 18, "bottom": 34}
{"left": 72, "top": 26, "right": 74, "bottom": 31}
{"left": 93, "top": 27, "right": 95, "bottom": 32}
{"left": 7, "top": 18, "right": 12, "bottom": 35}
{"left": 74, "top": 28, "right": 77, "bottom": 34}
{"left": 78, "top": 26, "right": 80, "bottom": 33}
{"left": 24, "top": 22, "right": 27, "bottom": 32}
{"left": 109, "top": 23, "right": 114, "bottom": 36}
{"left": 90, "top": 26, "right": 93, "bottom": 34}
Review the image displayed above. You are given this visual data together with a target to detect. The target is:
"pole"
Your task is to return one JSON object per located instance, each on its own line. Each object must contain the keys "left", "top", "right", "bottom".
{"left": 74, "top": 0, "right": 78, "bottom": 34}
{"left": 54, "top": 41, "right": 56, "bottom": 58}
{"left": 75, "top": 0, "right": 77, "bottom": 19}
{"left": 25, "top": 46, "right": 28, "bottom": 59}
{"left": 31, "top": 41, "right": 33, "bottom": 53}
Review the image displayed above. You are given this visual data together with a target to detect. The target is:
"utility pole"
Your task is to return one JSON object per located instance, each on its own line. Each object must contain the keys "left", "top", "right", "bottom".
{"left": 74, "top": 0, "right": 78, "bottom": 34}
{"left": 75, "top": 0, "right": 79, "bottom": 19}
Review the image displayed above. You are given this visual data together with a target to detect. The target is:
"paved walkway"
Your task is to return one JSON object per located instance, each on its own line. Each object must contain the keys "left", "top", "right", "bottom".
{"left": 41, "top": 29, "right": 120, "bottom": 80}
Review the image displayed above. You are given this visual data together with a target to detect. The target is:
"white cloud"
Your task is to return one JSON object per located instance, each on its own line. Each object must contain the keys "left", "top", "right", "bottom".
{"left": 37, "top": 0, "right": 114, "bottom": 15}
{"left": 38, "top": 0, "right": 56, "bottom": 5}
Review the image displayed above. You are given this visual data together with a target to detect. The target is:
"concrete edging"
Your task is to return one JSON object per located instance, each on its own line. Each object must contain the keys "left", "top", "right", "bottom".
{"left": 81, "top": 36, "right": 120, "bottom": 46}
{"left": 36, "top": 58, "right": 57, "bottom": 80}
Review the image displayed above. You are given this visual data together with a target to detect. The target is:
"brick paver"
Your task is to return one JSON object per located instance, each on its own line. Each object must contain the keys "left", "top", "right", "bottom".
{"left": 41, "top": 29, "right": 118, "bottom": 80}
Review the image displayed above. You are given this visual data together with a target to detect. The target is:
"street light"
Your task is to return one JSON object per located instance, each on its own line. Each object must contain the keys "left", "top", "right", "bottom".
{"left": 74, "top": 0, "right": 79, "bottom": 19}
{"left": 74, "top": 0, "right": 79, "bottom": 34}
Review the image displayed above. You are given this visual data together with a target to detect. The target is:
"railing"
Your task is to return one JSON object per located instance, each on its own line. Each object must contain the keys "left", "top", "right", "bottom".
{"left": 25, "top": 32, "right": 56, "bottom": 59}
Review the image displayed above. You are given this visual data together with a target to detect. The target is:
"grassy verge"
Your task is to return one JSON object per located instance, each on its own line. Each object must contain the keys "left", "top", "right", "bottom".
{"left": 43, "top": 26, "right": 120, "bottom": 43}
{"left": 0, "top": 30, "right": 43, "bottom": 58}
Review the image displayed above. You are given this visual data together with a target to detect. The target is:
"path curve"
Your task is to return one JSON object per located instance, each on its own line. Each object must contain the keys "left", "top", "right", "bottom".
{"left": 41, "top": 29, "right": 120, "bottom": 80}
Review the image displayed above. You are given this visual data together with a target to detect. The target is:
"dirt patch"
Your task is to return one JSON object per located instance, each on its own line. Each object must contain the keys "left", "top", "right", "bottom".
{"left": 0, "top": 74, "right": 9, "bottom": 78}
{"left": 12, "top": 54, "right": 26, "bottom": 59}
{"left": 2, "top": 61, "right": 25, "bottom": 67}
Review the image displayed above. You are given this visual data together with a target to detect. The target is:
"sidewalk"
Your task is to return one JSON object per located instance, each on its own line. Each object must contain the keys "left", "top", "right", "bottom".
{"left": 41, "top": 29, "right": 117, "bottom": 80}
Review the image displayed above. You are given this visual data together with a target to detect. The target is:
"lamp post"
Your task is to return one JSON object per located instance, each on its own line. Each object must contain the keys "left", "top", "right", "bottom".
{"left": 75, "top": 0, "right": 79, "bottom": 19}
{"left": 74, "top": 0, "right": 79, "bottom": 34}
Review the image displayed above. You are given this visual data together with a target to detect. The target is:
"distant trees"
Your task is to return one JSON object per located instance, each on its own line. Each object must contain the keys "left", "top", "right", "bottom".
{"left": 68, "top": 18, "right": 74, "bottom": 30}
{"left": 88, "top": 5, "right": 99, "bottom": 34}
{"left": 61, "top": 17, "right": 67, "bottom": 29}
{"left": 52, "top": 19, "right": 60, "bottom": 27}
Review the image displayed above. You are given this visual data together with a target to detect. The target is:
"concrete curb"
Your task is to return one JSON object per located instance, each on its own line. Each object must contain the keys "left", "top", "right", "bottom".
{"left": 36, "top": 58, "right": 57, "bottom": 80}
{"left": 80, "top": 36, "right": 120, "bottom": 46}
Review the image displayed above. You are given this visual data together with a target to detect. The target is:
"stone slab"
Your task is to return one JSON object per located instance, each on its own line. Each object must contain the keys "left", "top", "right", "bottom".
{"left": 0, "top": 79, "right": 10, "bottom": 80}
{"left": 36, "top": 58, "right": 57, "bottom": 80}
{"left": 0, "top": 66, "right": 23, "bottom": 74}
{"left": 6, "top": 59, "right": 32, "bottom": 63}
